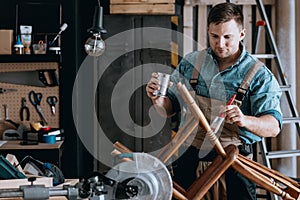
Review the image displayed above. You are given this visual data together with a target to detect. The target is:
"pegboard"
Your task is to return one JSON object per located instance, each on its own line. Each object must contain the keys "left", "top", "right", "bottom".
{"left": 0, "top": 62, "right": 60, "bottom": 138}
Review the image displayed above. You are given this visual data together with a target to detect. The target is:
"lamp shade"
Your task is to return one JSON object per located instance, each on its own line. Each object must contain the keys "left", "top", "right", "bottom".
{"left": 87, "top": 6, "right": 107, "bottom": 34}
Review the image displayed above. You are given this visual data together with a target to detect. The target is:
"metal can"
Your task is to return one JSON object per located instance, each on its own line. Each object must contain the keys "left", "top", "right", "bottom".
{"left": 153, "top": 72, "right": 170, "bottom": 96}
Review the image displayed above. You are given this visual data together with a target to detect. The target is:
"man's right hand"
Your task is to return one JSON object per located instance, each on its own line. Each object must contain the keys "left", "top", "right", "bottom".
{"left": 146, "top": 72, "right": 160, "bottom": 100}
{"left": 145, "top": 72, "right": 174, "bottom": 117}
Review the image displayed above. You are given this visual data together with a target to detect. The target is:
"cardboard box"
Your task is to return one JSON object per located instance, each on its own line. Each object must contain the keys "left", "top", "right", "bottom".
{"left": 0, "top": 30, "right": 13, "bottom": 55}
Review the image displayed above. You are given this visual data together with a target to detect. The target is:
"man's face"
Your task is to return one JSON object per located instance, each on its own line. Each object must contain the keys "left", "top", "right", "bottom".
{"left": 208, "top": 19, "right": 245, "bottom": 59}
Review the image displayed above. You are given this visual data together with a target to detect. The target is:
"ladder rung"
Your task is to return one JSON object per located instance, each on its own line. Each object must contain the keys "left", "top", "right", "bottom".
{"left": 280, "top": 85, "right": 291, "bottom": 91}
{"left": 282, "top": 117, "right": 300, "bottom": 124}
{"left": 252, "top": 54, "right": 276, "bottom": 59}
{"left": 265, "top": 150, "right": 300, "bottom": 159}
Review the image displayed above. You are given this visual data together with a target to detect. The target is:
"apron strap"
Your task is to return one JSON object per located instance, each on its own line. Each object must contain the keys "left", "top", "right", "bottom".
{"left": 234, "top": 60, "right": 264, "bottom": 106}
{"left": 189, "top": 50, "right": 263, "bottom": 107}
{"left": 190, "top": 50, "right": 206, "bottom": 90}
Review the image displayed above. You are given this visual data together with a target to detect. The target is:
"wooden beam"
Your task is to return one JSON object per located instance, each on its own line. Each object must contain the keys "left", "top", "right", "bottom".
{"left": 111, "top": 0, "right": 175, "bottom": 3}
{"left": 185, "top": 0, "right": 275, "bottom": 6}
{"left": 110, "top": 4, "right": 175, "bottom": 14}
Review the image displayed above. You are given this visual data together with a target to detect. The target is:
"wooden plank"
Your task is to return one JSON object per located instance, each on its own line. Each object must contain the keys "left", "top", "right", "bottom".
{"left": 0, "top": 177, "right": 53, "bottom": 189}
{"left": 171, "top": 41, "right": 178, "bottom": 67}
{"left": 197, "top": 5, "right": 207, "bottom": 50}
{"left": 0, "top": 140, "right": 63, "bottom": 150}
{"left": 110, "top": 4, "right": 175, "bottom": 14}
{"left": 183, "top": 5, "right": 193, "bottom": 56}
{"left": 186, "top": 0, "right": 275, "bottom": 6}
{"left": 243, "top": 5, "right": 253, "bottom": 53}
{"left": 111, "top": 0, "right": 175, "bottom": 4}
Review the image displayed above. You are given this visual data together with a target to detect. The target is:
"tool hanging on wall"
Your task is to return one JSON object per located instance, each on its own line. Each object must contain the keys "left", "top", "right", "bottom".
{"left": 0, "top": 88, "right": 18, "bottom": 94}
{"left": 20, "top": 97, "right": 30, "bottom": 121}
{"left": 29, "top": 90, "right": 48, "bottom": 125}
{"left": 0, "top": 69, "right": 59, "bottom": 87}
{"left": 2, "top": 104, "right": 27, "bottom": 140}
{"left": 3, "top": 104, "right": 19, "bottom": 128}
{"left": 47, "top": 96, "right": 58, "bottom": 115}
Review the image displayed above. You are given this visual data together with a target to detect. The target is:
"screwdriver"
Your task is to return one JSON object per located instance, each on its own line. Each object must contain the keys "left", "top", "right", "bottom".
{"left": 0, "top": 88, "right": 18, "bottom": 94}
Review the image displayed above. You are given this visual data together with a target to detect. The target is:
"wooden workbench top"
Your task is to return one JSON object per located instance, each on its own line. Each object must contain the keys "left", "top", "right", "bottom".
{"left": 0, "top": 140, "right": 63, "bottom": 150}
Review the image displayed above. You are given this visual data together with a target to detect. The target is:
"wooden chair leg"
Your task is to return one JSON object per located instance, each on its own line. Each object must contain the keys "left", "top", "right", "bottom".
{"left": 232, "top": 159, "right": 296, "bottom": 200}
{"left": 238, "top": 154, "right": 300, "bottom": 188}
{"left": 237, "top": 155, "right": 300, "bottom": 199}
{"left": 157, "top": 117, "right": 199, "bottom": 163}
{"left": 186, "top": 145, "right": 238, "bottom": 200}
{"left": 173, "top": 181, "right": 188, "bottom": 200}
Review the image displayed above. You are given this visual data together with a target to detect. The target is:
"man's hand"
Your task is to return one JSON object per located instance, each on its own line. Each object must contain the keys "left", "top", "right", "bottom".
{"left": 224, "top": 105, "right": 280, "bottom": 137}
{"left": 225, "top": 105, "right": 246, "bottom": 127}
{"left": 145, "top": 72, "right": 174, "bottom": 117}
{"left": 146, "top": 72, "right": 160, "bottom": 100}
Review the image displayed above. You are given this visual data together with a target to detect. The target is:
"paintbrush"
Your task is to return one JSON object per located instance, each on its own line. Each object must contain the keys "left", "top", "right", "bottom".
{"left": 210, "top": 94, "right": 237, "bottom": 132}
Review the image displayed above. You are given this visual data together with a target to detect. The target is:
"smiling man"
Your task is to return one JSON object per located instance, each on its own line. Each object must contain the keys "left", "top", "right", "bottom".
{"left": 146, "top": 2, "right": 282, "bottom": 200}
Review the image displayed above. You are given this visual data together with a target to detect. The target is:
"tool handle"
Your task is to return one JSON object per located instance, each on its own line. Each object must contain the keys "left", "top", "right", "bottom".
{"left": 177, "top": 82, "right": 226, "bottom": 157}
{"left": 219, "top": 94, "right": 236, "bottom": 118}
{"left": 38, "top": 70, "right": 59, "bottom": 87}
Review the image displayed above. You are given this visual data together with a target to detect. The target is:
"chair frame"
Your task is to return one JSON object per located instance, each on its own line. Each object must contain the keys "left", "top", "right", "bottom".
{"left": 114, "top": 82, "right": 300, "bottom": 200}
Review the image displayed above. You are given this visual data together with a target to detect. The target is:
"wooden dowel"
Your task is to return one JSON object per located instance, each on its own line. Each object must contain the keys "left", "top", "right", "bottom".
{"left": 113, "top": 141, "right": 132, "bottom": 153}
{"left": 111, "top": 149, "right": 133, "bottom": 162}
{"left": 238, "top": 154, "right": 300, "bottom": 188}
{"left": 173, "top": 181, "right": 188, "bottom": 197}
{"left": 173, "top": 187, "right": 188, "bottom": 200}
{"left": 238, "top": 155, "right": 300, "bottom": 196}
{"left": 177, "top": 82, "right": 226, "bottom": 157}
{"left": 159, "top": 118, "right": 199, "bottom": 163}
{"left": 156, "top": 117, "right": 194, "bottom": 160}
{"left": 188, "top": 145, "right": 238, "bottom": 200}
{"left": 232, "top": 159, "right": 295, "bottom": 199}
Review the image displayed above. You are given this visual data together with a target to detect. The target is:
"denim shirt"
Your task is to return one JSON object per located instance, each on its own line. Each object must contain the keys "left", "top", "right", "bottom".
{"left": 168, "top": 45, "right": 282, "bottom": 144}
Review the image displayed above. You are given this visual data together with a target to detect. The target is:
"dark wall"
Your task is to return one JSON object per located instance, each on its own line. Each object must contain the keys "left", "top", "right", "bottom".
{"left": 0, "top": 0, "right": 96, "bottom": 178}
{"left": 0, "top": 0, "right": 183, "bottom": 178}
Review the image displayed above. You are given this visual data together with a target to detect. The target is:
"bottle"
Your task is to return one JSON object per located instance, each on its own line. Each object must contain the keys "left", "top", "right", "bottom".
{"left": 14, "top": 35, "right": 24, "bottom": 55}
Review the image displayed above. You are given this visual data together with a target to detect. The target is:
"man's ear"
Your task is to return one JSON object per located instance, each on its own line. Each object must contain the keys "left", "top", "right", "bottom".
{"left": 240, "top": 28, "right": 246, "bottom": 40}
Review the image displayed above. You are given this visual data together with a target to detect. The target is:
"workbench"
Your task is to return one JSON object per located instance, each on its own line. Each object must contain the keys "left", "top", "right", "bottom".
{"left": 0, "top": 140, "right": 63, "bottom": 168}
{"left": 0, "top": 179, "right": 78, "bottom": 200}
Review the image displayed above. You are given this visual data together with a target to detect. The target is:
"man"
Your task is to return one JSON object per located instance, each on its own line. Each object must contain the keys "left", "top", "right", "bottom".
{"left": 146, "top": 2, "right": 282, "bottom": 200}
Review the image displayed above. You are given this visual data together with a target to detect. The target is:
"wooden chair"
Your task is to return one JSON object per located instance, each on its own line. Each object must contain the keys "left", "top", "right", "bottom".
{"left": 159, "top": 82, "right": 300, "bottom": 200}
{"left": 114, "top": 82, "right": 300, "bottom": 200}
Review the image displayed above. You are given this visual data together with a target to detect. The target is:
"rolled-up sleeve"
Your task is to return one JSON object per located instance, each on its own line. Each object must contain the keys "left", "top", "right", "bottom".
{"left": 248, "top": 67, "right": 283, "bottom": 128}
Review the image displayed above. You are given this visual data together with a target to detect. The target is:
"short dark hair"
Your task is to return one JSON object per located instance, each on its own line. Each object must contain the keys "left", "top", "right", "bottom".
{"left": 207, "top": 2, "right": 244, "bottom": 29}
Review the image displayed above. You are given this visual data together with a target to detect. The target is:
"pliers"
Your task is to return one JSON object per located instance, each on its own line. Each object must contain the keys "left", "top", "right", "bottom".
{"left": 20, "top": 97, "right": 30, "bottom": 121}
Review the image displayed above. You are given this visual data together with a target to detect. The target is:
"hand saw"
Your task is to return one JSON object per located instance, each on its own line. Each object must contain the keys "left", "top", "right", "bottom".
{"left": 0, "top": 69, "right": 59, "bottom": 87}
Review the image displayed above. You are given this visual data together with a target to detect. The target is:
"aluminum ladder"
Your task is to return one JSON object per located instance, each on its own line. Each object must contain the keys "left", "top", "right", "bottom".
{"left": 253, "top": 0, "right": 300, "bottom": 199}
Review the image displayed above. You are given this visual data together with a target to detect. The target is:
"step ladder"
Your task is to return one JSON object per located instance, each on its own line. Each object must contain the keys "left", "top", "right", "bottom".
{"left": 253, "top": 0, "right": 300, "bottom": 199}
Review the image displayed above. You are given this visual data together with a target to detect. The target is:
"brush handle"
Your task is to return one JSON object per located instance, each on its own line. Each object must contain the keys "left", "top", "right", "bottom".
{"left": 219, "top": 94, "right": 237, "bottom": 118}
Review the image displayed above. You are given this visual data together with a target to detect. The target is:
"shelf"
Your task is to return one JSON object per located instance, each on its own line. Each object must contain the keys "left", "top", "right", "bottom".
{"left": 0, "top": 140, "right": 63, "bottom": 150}
{"left": 0, "top": 54, "right": 61, "bottom": 63}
